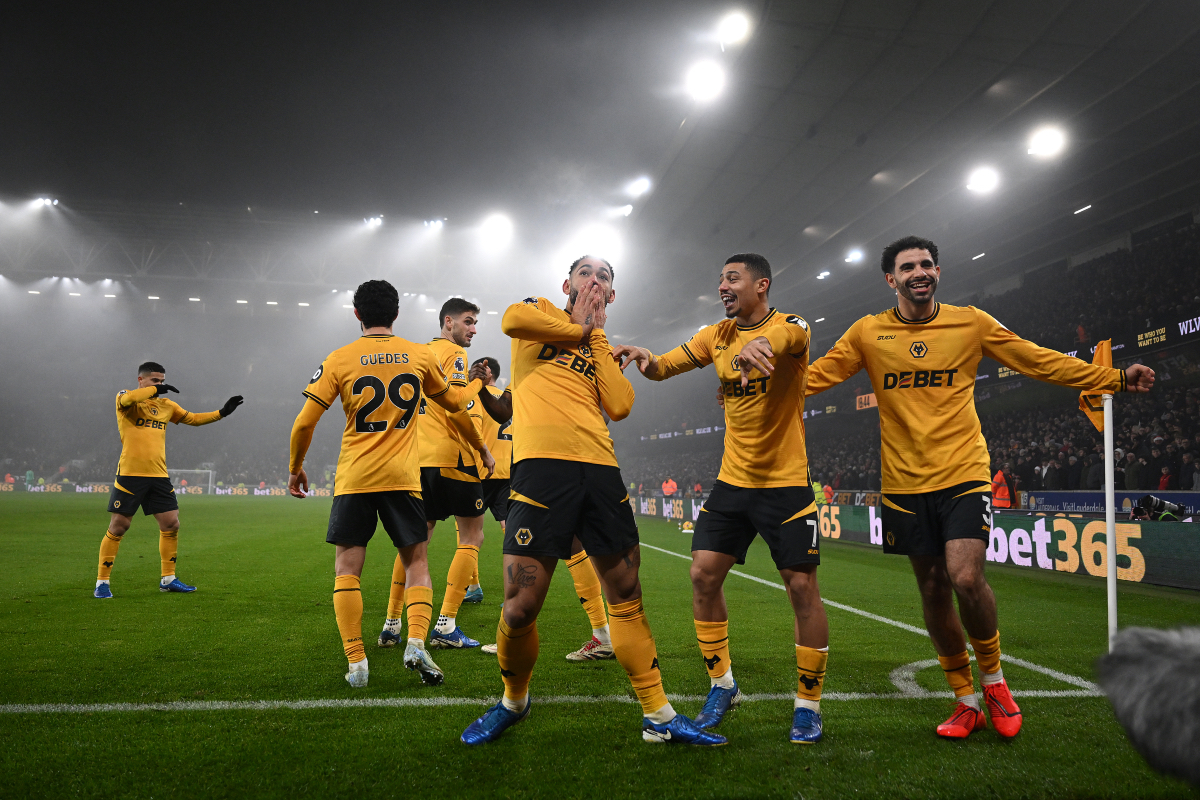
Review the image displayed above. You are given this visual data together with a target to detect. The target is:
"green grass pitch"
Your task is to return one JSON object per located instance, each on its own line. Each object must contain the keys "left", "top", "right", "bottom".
{"left": 2, "top": 494, "right": 1198, "bottom": 799}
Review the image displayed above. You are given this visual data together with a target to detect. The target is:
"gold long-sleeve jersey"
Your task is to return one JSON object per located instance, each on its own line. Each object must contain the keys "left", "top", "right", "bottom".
{"left": 501, "top": 297, "right": 634, "bottom": 467}
{"left": 417, "top": 337, "right": 486, "bottom": 470}
{"left": 807, "top": 303, "right": 1126, "bottom": 494}
{"left": 114, "top": 386, "right": 222, "bottom": 477}
{"left": 472, "top": 385, "right": 513, "bottom": 480}
{"left": 300, "top": 334, "right": 482, "bottom": 495}
{"left": 651, "top": 308, "right": 811, "bottom": 488}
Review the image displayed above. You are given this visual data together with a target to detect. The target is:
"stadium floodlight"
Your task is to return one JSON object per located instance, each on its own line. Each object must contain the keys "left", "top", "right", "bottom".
{"left": 424, "top": 218, "right": 445, "bottom": 230}
{"left": 627, "top": 176, "right": 651, "bottom": 197}
{"left": 487, "top": 310, "right": 498, "bottom": 315}
{"left": 966, "top": 167, "right": 1000, "bottom": 193}
{"left": 815, "top": 317, "right": 825, "bottom": 322}
{"left": 816, "top": 271, "right": 831, "bottom": 280}
{"left": 972, "top": 253, "right": 985, "bottom": 260}
{"left": 266, "top": 301, "right": 278, "bottom": 305}
{"left": 617, "top": 204, "right": 633, "bottom": 217}
{"left": 104, "top": 294, "right": 116, "bottom": 298}
{"left": 189, "top": 297, "right": 200, "bottom": 301}
{"left": 845, "top": 249, "right": 863, "bottom": 263}
{"left": 342, "top": 304, "right": 353, "bottom": 309}
{"left": 236, "top": 300, "right": 248, "bottom": 304}
{"left": 28, "top": 290, "right": 40, "bottom": 294}
{"left": 717, "top": 12, "right": 751, "bottom": 46}
{"left": 425, "top": 308, "right": 436, "bottom": 312}
{"left": 1027, "top": 126, "right": 1066, "bottom": 158}
{"left": 686, "top": 61, "right": 726, "bottom": 102}
{"left": 1074, "top": 204, "right": 1092, "bottom": 214}
{"left": 479, "top": 213, "right": 514, "bottom": 251}
{"left": 365, "top": 216, "right": 383, "bottom": 229}
{"left": 298, "top": 302, "right": 310, "bottom": 307}
{"left": 148, "top": 295, "right": 159, "bottom": 300}
{"left": 69, "top": 292, "right": 80, "bottom": 296}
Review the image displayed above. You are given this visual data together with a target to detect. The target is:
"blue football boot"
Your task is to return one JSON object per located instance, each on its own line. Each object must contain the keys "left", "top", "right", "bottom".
{"left": 94, "top": 583, "right": 113, "bottom": 599}
{"left": 694, "top": 680, "right": 742, "bottom": 729}
{"left": 463, "top": 585, "right": 484, "bottom": 604}
{"left": 461, "top": 698, "right": 531, "bottom": 745}
{"left": 159, "top": 578, "right": 196, "bottom": 593}
{"left": 377, "top": 628, "right": 403, "bottom": 648}
{"left": 429, "top": 626, "right": 480, "bottom": 649}
{"left": 790, "top": 707, "right": 823, "bottom": 744}
{"left": 642, "top": 714, "right": 727, "bottom": 746}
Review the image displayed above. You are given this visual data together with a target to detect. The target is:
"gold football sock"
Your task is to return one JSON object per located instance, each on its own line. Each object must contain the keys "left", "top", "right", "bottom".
{"left": 795, "top": 645, "right": 828, "bottom": 710}
{"left": 458, "top": 521, "right": 480, "bottom": 587}
{"left": 332, "top": 575, "right": 365, "bottom": 664}
{"left": 438, "top": 544, "right": 480, "bottom": 622}
{"left": 97, "top": 530, "right": 123, "bottom": 581}
{"left": 386, "top": 554, "right": 407, "bottom": 620}
{"left": 405, "top": 585, "right": 434, "bottom": 642}
{"left": 695, "top": 619, "right": 732, "bottom": 682}
{"left": 939, "top": 650, "right": 976, "bottom": 699}
{"left": 608, "top": 598, "right": 672, "bottom": 718}
{"left": 970, "top": 631, "right": 1004, "bottom": 683}
{"left": 497, "top": 617, "right": 538, "bottom": 706}
{"left": 566, "top": 550, "right": 608, "bottom": 631}
{"left": 158, "top": 530, "right": 178, "bottom": 578}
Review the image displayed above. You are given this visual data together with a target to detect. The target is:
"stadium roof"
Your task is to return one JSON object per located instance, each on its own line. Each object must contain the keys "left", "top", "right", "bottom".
{"left": 2, "top": 0, "right": 1198, "bottom": 349}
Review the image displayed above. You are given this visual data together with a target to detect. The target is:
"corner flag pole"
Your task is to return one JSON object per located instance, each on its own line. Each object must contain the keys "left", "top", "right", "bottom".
{"left": 1103, "top": 393, "right": 1117, "bottom": 652}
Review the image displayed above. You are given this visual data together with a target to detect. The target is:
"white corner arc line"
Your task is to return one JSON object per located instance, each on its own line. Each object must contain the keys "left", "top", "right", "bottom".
{"left": 639, "top": 542, "right": 1100, "bottom": 691}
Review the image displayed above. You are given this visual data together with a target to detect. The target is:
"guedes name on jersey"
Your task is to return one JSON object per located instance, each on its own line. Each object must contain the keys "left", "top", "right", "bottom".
{"left": 358, "top": 353, "right": 411, "bottom": 366}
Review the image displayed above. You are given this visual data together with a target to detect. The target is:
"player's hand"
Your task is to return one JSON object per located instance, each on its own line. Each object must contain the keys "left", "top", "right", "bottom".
{"left": 735, "top": 336, "right": 774, "bottom": 387}
{"left": 716, "top": 384, "right": 725, "bottom": 408}
{"left": 480, "top": 447, "right": 496, "bottom": 479}
{"left": 1125, "top": 364, "right": 1155, "bottom": 393}
{"left": 571, "top": 279, "right": 600, "bottom": 340}
{"left": 288, "top": 468, "right": 309, "bottom": 499}
{"left": 590, "top": 289, "right": 608, "bottom": 332}
{"left": 468, "top": 361, "right": 492, "bottom": 384}
{"left": 154, "top": 383, "right": 180, "bottom": 396}
{"left": 612, "top": 345, "right": 656, "bottom": 375}
{"left": 220, "top": 395, "right": 244, "bottom": 417}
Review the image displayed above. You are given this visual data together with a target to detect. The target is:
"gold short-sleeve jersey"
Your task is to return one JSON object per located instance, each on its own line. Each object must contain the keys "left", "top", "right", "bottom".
{"left": 473, "top": 385, "right": 512, "bottom": 480}
{"left": 807, "top": 303, "right": 1126, "bottom": 494}
{"left": 113, "top": 386, "right": 222, "bottom": 477}
{"left": 501, "top": 297, "right": 634, "bottom": 467}
{"left": 301, "top": 334, "right": 479, "bottom": 495}
{"left": 417, "top": 337, "right": 484, "bottom": 470}
{"left": 651, "top": 308, "right": 811, "bottom": 488}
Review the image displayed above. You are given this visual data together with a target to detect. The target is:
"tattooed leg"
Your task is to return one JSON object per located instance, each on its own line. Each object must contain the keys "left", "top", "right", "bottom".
{"left": 500, "top": 554, "right": 557, "bottom": 628}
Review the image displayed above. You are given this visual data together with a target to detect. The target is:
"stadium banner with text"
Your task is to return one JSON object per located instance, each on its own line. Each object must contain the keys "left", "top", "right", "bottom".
{"left": 1023, "top": 491, "right": 1200, "bottom": 516}
{"left": 1, "top": 482, "right": 332, "bottom": 497}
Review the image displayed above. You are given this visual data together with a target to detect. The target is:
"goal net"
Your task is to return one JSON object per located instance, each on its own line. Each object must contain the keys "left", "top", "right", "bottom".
{"left": 168, "top": 469, "right": 214, "bottom": 496}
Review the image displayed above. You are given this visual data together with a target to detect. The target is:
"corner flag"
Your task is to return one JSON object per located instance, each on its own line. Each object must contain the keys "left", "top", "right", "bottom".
{"left": 1078, "top": 339, "right": 1112, "bottom": 432}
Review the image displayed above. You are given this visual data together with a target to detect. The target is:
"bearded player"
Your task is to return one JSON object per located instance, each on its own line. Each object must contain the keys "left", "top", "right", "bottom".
{"left": 806, "top": 236, "right": 1154, "bottom": 739}
{"left": 614, "top": 253, "right": 828, "bottom": 744}
{"left": 461, "top": 256, "right": 723, "bottom": 746}
{"left": 95, "top": 362, "right": 242, "bottom": 599}
{"left": 289, "top": 280, "right": 483, "bottom": 688}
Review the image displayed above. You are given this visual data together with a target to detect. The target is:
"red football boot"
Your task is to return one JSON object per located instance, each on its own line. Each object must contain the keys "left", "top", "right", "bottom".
{"left": 982, "top": 679, "right": 1023, "bottom": 738}
{"left": 936, "top": 701, "right": 987, "bottom": 739}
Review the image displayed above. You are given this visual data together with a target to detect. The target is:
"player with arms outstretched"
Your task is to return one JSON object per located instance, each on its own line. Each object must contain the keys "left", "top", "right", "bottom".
{"left": 806, "top": 236, "right": 1154, "bottom": 739}
{"left": 615, "top": 253, "right": 829, "bottom": 744}
{"left": 289, "top": 280, "right": 483, "bottom": 689}
{"left": 95, "top": 361, "right": 242, "bottom": 599}
{"left": 462, "top": 256, "right": 723, "bottom": 746}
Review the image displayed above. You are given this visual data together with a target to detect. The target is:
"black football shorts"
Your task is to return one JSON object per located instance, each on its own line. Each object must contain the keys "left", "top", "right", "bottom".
{"left": 503, "top": 458, "right": 639, "bottom": 560}
{"left": 482, "top": 478, "right": 510, "bottom": 522}
{"left": 692, "top": 480, "right": 820, "bottom": 570}
{"left": 420, "top": 465, "right": 485, "bottom": 522}
{"left": 107, "top": 475, "right": 179, "bottom": 516}
{"left": 326, "top": 490, "right": 428, "bottom": 550}
{"left": 879, "top": 481, "right": 993, "bottom": 556}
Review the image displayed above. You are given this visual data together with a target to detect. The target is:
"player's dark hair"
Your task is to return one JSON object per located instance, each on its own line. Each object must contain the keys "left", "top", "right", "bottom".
{"left": 725, "top": 253, "right": 772, "bottom": 295}
{"left": 439, "top": 297, "right": 480, "bottom": 329}
{"left": 138, "top": 361, "right": 165, "bottom": 376}
{"left": 568, "top": 255, "right": 615, "bottom": 284}
{"left": 353, "top": 280, "right": 399, "bottom": 328}
{"left": 881, "top": 236, "right": 939, "bottom": 273}
{"left": 473, "top": 356, "right": 501, "bottom": 381}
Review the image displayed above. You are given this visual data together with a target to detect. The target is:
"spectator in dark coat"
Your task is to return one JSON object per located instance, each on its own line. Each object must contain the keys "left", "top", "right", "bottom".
{"left": 1043, "top": 459, "right": 1063, "bottom": 490}
{"left": 1180, "top": 453, "right": 1197, "bottom": 493}
{"left": 1124, "top": 453, "right": 1142, "bottom": 492}
{"left": 1086, "top": 455, "right": 1105, "bottom": 490}
{"left": 1066, "top": 455, "right": 1084, "bottom": 490}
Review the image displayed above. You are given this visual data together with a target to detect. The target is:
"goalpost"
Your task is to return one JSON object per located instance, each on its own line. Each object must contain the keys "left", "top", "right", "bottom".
{"left": 168, "top": 469, "right": 215, "bottom": 496}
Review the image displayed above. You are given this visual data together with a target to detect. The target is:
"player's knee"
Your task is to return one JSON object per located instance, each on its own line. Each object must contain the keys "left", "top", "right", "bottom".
{"left": 109, "top": 516, "right": 131, "bottom": 535}
{"left": 690, "top": 562, "right": 723, "bottom": 596}
{"left": 501, "top": 595, "right": 540, "bottom": 628}
{"left": 951, "top": 569, "right": 988, "bottom": 600}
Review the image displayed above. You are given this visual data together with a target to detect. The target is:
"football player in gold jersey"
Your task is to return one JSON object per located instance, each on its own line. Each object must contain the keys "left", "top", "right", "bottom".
{"left": 615, "top": 253, "right": 828, "bottom": 744}
{"left": 806, "top": 235, "right": 1155, "bottom": 739}
{"left": 289, "top": 280, "right": 483, "bottom": 689}
{"left": 461, "top": 256, "right": 724, "bottom": 746}
{"left": 376, "top": 299, "right": 495, "bottom": 651}
{"left": 471, "top": 356, "right": 617, "bottom": 662}
{"left": 94, "top": 362, "right": 242, "bottom": 599}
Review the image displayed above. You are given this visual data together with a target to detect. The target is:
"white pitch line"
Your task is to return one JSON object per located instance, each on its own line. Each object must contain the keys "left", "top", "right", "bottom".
{"left": 639, "top": 541, "right": 1100, "bottom": 691}
{"left": 0, "top": 689, "right": 1101, "bottom": 715}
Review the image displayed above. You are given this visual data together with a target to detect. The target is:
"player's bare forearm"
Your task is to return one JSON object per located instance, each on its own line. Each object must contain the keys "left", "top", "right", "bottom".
{"left": 477, "top": 385, "right": 512, "bottom": 423}
{"left": 736, "top": 336, "right": 775, "bottom": 387}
